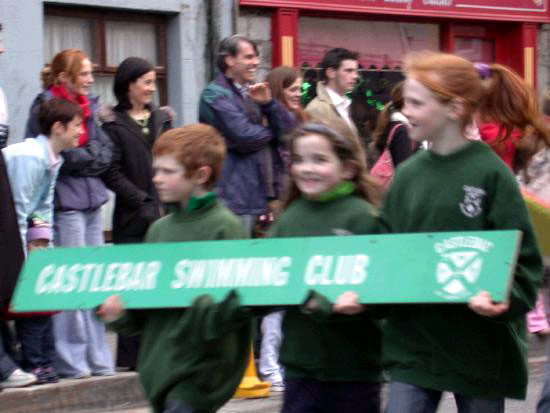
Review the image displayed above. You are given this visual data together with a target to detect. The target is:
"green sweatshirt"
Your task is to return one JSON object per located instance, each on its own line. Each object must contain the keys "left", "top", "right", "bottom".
{"left": 381, "top": 141, "right": 543, "bottom": 399}
{"left": 108, "top": 199, "right": 251, "bottom": 413}
{"left": 271, "top": 193, "right": 384, "bottom": 383}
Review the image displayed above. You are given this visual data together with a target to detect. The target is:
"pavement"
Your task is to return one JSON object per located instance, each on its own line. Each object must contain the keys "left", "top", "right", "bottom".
{"left": 0, "top": 334, "right": 547, "bottom": 413}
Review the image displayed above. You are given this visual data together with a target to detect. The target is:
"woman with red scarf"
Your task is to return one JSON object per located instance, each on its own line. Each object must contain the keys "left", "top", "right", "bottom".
{"left": 24, "top": 49, "right": 114, "bottom": 379}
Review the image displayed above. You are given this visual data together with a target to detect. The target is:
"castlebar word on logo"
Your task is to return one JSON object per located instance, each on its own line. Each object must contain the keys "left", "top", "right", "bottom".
{"left": 434, "top": 236, "right": 493, "bottom": 300}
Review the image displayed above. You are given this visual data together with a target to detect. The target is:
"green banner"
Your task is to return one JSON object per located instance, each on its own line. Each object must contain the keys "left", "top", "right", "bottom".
{"left": 11, "top": 231, "right": 520, "bottom": 311}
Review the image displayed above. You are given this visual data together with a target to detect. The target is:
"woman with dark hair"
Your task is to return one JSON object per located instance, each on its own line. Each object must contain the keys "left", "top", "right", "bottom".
{"left": 100, "top": 56, "right": 172, "bottom": 370}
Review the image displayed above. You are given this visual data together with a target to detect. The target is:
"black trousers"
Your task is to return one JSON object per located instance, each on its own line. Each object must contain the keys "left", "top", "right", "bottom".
{"left": 116, "top": 333, "right": 140, "bottom": 369}
{"left": 15, "top": 316, "right": 56, "bottom": 369}
{"left": 282, "top": 378, "right": 381, "bottom": 413}
{"left": 163, "top": 399, "right": 212, "bottom": 413}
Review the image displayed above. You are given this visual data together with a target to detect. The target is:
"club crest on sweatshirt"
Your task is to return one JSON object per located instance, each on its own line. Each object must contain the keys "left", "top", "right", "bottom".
{"left": 459, "top": 185, "right": 486, "bottom": 218}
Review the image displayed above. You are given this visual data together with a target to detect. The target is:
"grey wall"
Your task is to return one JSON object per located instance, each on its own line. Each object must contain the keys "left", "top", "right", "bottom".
{"left": 167, "top": 0, "right": 209, "bottom": 126}
{"left": 237, "top": 8, "right": 272, "bottom": 82}
{"left": 0, "top": 0, "right": 43, "bottom": 143}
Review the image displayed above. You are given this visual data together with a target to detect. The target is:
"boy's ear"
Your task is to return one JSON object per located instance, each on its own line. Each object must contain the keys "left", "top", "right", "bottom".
{"left": 447, "top": 98, "right": 466, "bottom": 121}
{"left": 193, "top": 166, "right": 212, "bottom": 186}
{"left": 50, "top": 120, "right": 64, "bottom": 135}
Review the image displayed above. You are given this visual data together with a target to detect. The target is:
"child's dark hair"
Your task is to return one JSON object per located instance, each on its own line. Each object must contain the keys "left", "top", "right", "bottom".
{"left": 319, "top": 48, "right": 359, "bottom": 82}
{"left": 284, "top": 122, "right": 382, "bottom": 208}
{"left": 38, "top": 98, "right": 83, "bottom": 136}
{"left": 152, "top": 124, "right": 226, "bottom": 190}
{"left": 371, "top": 81, "right": 404, "bottom": 154}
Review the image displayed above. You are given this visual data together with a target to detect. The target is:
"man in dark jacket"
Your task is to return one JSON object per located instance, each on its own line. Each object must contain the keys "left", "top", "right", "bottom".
{"left": 199, "top": 34, "right": 291, "bottom": 234}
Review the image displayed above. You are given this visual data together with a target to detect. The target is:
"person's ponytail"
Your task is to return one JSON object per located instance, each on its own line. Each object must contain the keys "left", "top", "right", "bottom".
{"left": 40, "top": 64, "right": 54, "bottom": 90}
{"left": 480, "top": 64, "right": 550, "bottom": 148}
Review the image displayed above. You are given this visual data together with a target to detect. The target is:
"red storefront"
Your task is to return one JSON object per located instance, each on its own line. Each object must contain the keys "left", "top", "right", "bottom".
{"left": 239, "top": 0, "right": 550, "bottom": 87}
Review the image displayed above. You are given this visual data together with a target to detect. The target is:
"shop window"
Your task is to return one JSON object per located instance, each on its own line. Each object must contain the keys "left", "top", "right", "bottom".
{"left": 454, "top": 37, "right": 495, "bottom": 63}
{"left": 298, "top": 17, "right": 439, "bottom": 69}
{"left": 44, "top": 6, "right": 168, "bottom": 106}
{"left": 298, "top": 17, "right": 436, "bottom": 144}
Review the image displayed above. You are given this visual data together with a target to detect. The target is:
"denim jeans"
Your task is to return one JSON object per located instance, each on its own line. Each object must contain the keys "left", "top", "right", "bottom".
{"left": 385, "top": 381, "right": 505, "bottom": 413}
{"left": 239, "top": 214, "right": 257, "bottom": 237}
{"left": 0, "top": 332, "right": 17, "bottom": 380}
{"left": 52, "top": 209, "right": 114, "bottom": 378}
{"left": 259, "top": 311, "right": 284, "bottom": 383}
{"left": 15, "top": 316, "right": 56, "bottom": 369}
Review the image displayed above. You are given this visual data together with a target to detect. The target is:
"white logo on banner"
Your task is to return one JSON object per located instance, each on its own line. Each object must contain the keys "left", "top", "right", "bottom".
{"left": 433, "top": 236, "right": 493, "bottom": 300}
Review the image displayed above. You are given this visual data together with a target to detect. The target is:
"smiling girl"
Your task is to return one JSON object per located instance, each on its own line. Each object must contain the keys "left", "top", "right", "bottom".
{"left": 271, "top": 122, "right": 383, "bottom": 413}
{"left": 379, "top": 52, "right": 544, "bottom": 412}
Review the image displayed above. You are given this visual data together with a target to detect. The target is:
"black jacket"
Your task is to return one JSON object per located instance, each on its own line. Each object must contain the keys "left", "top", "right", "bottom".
{"left": 100, "top": 105, "right": 173, "bottom": 243}
{"left": 375, "top": 120, "right": 416, "bottom": 167}
{"left": 0, "top": 152, "right": 24, "bottom": 308}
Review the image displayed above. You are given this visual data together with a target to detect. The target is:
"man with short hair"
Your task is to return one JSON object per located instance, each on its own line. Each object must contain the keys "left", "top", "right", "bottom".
{"left": 199, "top": 34, "right": 291, "bottom": 234}
{"left": 306, "top": 48, "right": 360, "bottom": 138}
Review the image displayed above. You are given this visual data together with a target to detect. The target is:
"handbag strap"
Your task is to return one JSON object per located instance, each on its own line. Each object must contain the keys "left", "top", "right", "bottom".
{"left": 386, "top": 123, "right": 403, "bottom": 148}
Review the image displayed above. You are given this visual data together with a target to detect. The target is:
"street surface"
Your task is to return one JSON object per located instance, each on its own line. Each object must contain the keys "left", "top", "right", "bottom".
{"left": 104, "top": 357, "right": 548, "bottom": 413}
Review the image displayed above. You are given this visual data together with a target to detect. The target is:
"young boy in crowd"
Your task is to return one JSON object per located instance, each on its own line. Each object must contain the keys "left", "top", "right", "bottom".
{"left": 97, "top": 124, "right": 253, "bottom": 413}
{"left": 2, "top": 98, "right": 83, "bottom": 384}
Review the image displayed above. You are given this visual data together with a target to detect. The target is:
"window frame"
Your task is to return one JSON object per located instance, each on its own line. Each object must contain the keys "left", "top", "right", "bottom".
{"left": 45, "top": 5, "right": 168, "bottom": 105}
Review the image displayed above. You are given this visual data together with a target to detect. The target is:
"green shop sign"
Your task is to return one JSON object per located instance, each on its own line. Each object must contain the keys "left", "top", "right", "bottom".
{"left": 12, "top": 231, "right": 521, "bottom": 311}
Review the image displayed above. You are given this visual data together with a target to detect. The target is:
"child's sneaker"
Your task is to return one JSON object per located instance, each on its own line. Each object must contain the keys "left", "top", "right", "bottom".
{"left": 31, "top": 368, "right": 49, "bottom": 385}
{"left": 270, "top": 381, "right": 285, "bottom": 392}
{"left": 1, "top": 368, "right": 37, "bottom": 388}
{"left": 43, "top": 367, "right": 59, "bottom": 383}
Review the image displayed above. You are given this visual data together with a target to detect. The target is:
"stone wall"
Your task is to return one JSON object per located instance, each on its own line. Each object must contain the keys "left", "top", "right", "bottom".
{"left": 237, "top": 8, "right": 273, "bottom": 82}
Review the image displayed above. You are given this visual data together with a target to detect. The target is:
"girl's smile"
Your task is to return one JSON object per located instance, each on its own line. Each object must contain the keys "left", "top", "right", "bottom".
{"left": 291, "top": 133, "right": 354, "bottom": 199}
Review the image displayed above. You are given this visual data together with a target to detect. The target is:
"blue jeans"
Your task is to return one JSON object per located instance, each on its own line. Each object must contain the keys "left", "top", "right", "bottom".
{"left": 0, "top": 332, "right": 17, "bottom": 380}
{"left": 52, "top": 209, "right": 114, "bottom": 378}
{"left": 538, "top": 374, "right": 550, "bottom": 413}
{"left": 259, "top": 311, "right": 284, "bottom": 383}
{"left": 239, "top": 214, "right": 257, "bottom": 237}
{"left": 385, "top": 381, "right": 504, "bottom": 413}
